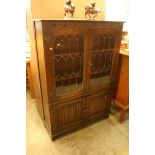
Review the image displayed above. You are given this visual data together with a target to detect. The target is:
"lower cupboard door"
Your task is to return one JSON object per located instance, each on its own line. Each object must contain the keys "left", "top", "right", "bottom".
{"left": 85, "top": 93, "right": 112, "bottom": 122}
{"left": 50, "top": 99, "right": 83, "bottom": 134}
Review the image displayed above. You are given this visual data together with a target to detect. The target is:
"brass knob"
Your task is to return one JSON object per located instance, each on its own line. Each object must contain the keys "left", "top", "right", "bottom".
{"left": 49, "top": 92, "right": 54, "bottom": 96}
{"left": 57, "top": 43, "right": 61, "bottom": 47}
{"left": 90, "top": 63, "right": 92, "bottom": 67}
{"left": 49, "top": 47, "right": 53, "bottom": 51}
{"left": 83, "top": 109, "right": 88, "bottom": 112}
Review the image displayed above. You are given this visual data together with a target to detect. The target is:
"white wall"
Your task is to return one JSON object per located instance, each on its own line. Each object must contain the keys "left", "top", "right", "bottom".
{"left": 105, "top": 0, "right": 129, "bottom": 31}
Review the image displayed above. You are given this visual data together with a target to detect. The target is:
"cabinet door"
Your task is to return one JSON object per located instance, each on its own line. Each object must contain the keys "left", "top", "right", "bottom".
{"left": 87, "top": 30, "right": 122, "bottom": 92}
{"left": 44, "top": 29, "right": 86, "bottom": 101}
{"left": 50, "top": 99, "right": 83, "bottom": 135}
{"left": 85, "top": 93, "right": 112, "bottom": 122}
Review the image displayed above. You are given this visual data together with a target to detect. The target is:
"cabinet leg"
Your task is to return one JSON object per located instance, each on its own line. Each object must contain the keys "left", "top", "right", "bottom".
{"left": 119, "top": 109, "right": 126, "bottom": 123}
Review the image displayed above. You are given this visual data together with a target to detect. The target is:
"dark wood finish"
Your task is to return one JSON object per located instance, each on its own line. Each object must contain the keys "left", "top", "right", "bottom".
{"left": 114, "top": 53, "right": 129, "bottom": 122}
{"left": 86, "top": 92, "right": 112, "bottom": 122}
{"left": 33, "top": 20, "right": 123, "bottom": 140}
{"left": 50, "top": 98, "right": 83, "bottom": 138}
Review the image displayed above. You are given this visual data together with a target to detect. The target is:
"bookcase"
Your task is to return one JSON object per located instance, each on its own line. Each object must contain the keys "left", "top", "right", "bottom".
{"left": 33, "top": 20, "right": 123, "bottom": 140}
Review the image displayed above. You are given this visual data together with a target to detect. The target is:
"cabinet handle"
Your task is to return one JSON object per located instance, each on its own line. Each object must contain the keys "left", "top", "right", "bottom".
{"left": 49, "top": 47, "right": 53, "bottom": 51}
{"left": 49, "top": 92, "right": 54, "bottom": 96}
{"left": 82, "top": 103, "right": 86, "bottom": 107}
{"left": 89, "top": 63, "right": 92, "bottom": 67}
{"left": 83, "top": 109, "right": 88, "bottom": 112}
{"left": 57, "top": 43, "right": 61, "bottom": 47}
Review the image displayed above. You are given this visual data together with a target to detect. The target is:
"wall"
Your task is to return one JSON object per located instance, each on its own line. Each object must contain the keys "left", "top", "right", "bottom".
{"left": 30, "top": 0, "right": 105, "bottom": 20}
{"left": 105, "top": 0, "right": 129, "bottom": 31}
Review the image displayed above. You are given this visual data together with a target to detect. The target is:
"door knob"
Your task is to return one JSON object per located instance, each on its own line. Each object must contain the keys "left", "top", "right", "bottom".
{"left": 49, "top": 91, "right": 54, "bottom": 96}
{"left": 57, "top": 43, "right": 61, "bottom": 47}
{"left": 83, "top": 109, "right": 88, "bottom": 112}
{"left": 49, "top": 47, "right": 53, "bottom": 51}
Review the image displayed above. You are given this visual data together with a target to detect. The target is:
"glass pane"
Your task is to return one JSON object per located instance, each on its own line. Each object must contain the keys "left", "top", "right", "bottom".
{"left": 90, "top": 35, "right": 116, "bottom": 88}
{"left": 52, "top": 35, "right": 84, "bottom": 96}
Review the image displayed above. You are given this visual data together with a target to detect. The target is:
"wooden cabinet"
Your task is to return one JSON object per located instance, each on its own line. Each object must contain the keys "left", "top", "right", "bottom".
{"left": 33, "top": 20, "right": 123, "bottom": 140}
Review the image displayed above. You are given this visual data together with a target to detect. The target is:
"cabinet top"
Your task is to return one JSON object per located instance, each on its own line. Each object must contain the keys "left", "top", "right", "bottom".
{"left": 33, "top": 19, "right": 124, "bottom": 23}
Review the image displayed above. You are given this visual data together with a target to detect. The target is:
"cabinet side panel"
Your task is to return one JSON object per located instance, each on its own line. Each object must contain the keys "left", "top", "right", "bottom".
{"left": 26, "top": 6, "right": 44, "bottom": 120}
{"left": 35, "top": 21, "right": 51, "bottom": 131}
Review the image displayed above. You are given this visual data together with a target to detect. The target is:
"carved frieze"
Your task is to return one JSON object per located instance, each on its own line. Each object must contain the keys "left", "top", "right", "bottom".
{"left": 42, "top": 21, "right": 123, "bottom": 30}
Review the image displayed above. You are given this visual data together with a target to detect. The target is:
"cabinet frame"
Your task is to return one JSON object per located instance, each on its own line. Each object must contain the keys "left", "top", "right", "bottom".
{"left": 34, "top": 20, "right": 123, "bottom": 140}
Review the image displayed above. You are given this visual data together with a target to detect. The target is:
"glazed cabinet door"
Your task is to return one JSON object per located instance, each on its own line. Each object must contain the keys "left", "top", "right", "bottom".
{"left": 43, "top": 27, "right": 86, "bottom": 102}
{"left": 87, "top": 29, "right": 122, "bottom": 93}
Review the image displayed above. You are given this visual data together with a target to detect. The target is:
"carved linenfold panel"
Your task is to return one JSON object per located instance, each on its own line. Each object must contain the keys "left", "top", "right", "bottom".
{"left": 58, "top": 103, "right": 82, "bottom": 126}
{"left": 87, "top": 94, "right": 111, "bottom": 116}
{"left": 52, "top": 100, "right": 83, "bottom": 129}
{"left": 43, "top": 21, "right": 123, "bottom": 31}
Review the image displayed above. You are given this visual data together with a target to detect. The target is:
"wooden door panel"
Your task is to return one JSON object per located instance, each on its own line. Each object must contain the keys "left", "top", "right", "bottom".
{"left": 86, "top": 93, "right": 112, "bottom": 121}
{"left": 50, "top": 99, "right": 83, "bottom": 133}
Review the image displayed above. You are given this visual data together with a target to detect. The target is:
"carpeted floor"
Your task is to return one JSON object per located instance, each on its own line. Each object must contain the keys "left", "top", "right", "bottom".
{"left": 26, "top": 92, "right": 129, "bottom": 155}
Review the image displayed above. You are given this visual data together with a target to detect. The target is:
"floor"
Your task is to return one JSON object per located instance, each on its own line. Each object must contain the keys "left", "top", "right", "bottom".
{"left": 26, "top": 92, "right": 129, "bottom": 155}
